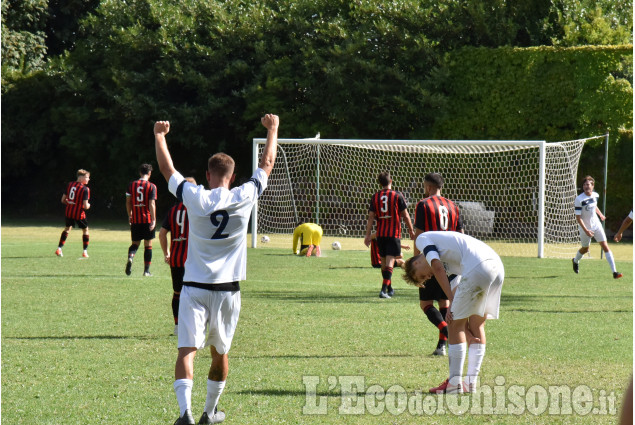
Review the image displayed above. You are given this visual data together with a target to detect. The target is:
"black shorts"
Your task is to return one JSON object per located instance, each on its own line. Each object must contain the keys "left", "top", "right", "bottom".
{"left": 170, "top": 266, "right": 185, "bottom": 293}
{"left": 65, "top": 217, "right": 88, "bottom": 229}
{"left": 418, "top": 275, "right": 457, "bottom": 301}
{"left": 375, "top": 236, "right": 401, "bottom": 258}
{"left": 130, "top": 223, "right": 155, "bottom": 241}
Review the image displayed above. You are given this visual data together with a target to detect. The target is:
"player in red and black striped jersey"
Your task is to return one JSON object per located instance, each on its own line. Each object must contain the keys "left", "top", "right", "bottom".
{"left": 159, "top": 178, "right": 196, "bottom": 335}
{"left": 414, "top": 172, "right": 464, "bottom": 356}
{"left": 364, "top": 172, "right": 415, "bottom": 298}
{"left": 125, "top": 163, "right": 157, "bottom": 276}
{"left": 55, "top": 169, "right": 91, "bottom": 258}
{"left": 370, "top": 232, "right": 409, "bottom": 268}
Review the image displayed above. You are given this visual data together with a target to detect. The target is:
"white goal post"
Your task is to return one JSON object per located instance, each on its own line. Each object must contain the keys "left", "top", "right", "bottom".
{"left": 251, "top": 137, "right": 590, "bottom": 258}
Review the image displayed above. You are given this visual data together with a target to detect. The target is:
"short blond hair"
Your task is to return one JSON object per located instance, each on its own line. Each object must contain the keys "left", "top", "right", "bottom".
{"left": 208, "top": 153, "right": 235, "bottom": 178}
{"left": 402, "top": 255, "right": 424, "bottom": 287}
{"left": 77, "top": 169, "right": 90, "bottom": 178}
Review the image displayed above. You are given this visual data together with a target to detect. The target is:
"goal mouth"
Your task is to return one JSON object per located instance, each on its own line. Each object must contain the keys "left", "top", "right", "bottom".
{"left": 252, "top": 137, "right": 594, "bottom": 258}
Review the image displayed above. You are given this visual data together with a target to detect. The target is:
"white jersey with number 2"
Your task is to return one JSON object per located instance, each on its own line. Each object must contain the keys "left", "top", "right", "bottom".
{"left": 168, "top": 168, "right": 267, "bottom": 284}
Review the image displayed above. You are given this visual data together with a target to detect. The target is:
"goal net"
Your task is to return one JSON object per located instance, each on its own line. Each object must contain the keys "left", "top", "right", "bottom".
{"left": 251, "top": 137, "right": 591, "bottom": 258}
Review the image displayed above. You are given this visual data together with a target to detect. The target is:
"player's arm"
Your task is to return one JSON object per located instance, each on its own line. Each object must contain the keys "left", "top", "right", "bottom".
{"left": 400, "top": 209, "right": 415, "bottom": 240}
{"left": 83, "top": 199, "right": 91, "bottom": 210}
{"left": 595, "top": 207, "right": 606, "bottom": 221}
{"left": 149, "top": 199, "right": 156, "bottom": 231}
{"left": 159, "top": 228, "right": 170, "bottom": 263}
{"left": 292, "top": 227, "right": 300, "bottom": 254}
{"left": 61, "top": 194, "right": 68, "bottom": 205}
{"left": 364, "top": 211, "right": 376, "bottom": 247}
{"left": 614, "top": 214, "right": 633, "bottom": 242}
{"left": 413, "top": 228, "right": 423, "bottom": 255}
{"left": 126, "top": 195, "right": 132, "bottom": 224}
{"left": 430, "top": 258, "right": 453, "bottom": 301}
{"left": 154, "top": 121, "right": 176, "bottom": 183}
{"left": 259, "top": 114, "right": 279, "bottom": 176}
{"left": 575, "top": 215, "right": 593, "bottom": 236}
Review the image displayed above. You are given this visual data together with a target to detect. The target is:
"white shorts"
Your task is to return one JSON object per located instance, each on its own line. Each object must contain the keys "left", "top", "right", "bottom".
{"left": 451, "top": 258, "right": 504, "bottom": 320}
{"left": 579, "top": 223, "right": 607, "bottom": 246}
{"left": 177, "top": 285, "right": 241, "bottom": 354}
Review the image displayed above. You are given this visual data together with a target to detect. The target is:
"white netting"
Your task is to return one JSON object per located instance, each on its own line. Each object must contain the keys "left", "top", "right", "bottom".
{"left": 254, "top": 138, "right": 590, "bottom": 257}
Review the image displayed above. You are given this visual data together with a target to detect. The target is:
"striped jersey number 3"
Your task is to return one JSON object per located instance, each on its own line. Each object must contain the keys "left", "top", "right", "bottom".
{"left": 380, "top": 195, "right": 388, "bottom": 213}
{"left": 210, "top": 210, "right": 229, "bottom": 239}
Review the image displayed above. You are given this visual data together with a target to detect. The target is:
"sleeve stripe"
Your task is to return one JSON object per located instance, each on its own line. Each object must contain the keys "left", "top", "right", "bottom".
{"left": 423, "top": 244, "right": 438, "bottom": 256}
{"left": 249, "top": 177, "right": 263, "bottom": 196}
{"left": 176, "top": 181, "right": 186, "bottom": 202}
{"left": 574, "top": 207, "right": 582, "bottom": 211}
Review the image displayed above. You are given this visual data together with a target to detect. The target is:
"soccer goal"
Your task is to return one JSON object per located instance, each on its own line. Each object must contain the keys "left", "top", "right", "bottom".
{"left": 251, "top": 137, "right": 592, "bottom": 258}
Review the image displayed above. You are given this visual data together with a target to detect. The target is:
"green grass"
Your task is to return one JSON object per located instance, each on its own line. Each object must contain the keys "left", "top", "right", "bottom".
{"left": 2, "top": 223, "right": 632, "bottom": 424}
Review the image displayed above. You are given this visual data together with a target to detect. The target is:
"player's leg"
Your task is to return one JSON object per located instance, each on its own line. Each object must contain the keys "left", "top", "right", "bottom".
{"left": 597, "top": 230, "right": 622, "bottom": 278}
{"left": 143, "top": 239, "right": 153, "bottom": 276}
{"left": 126, "top": 225, "right": 141, "bottom": 275}
{"left": 419, "top": 283, "right": 449, "bottom": 356}
{"left": 79, "top": 219, "right": 89, "bottom": 257}
{"left": 56, "top": 219, "right": 73, "bottom": 256}
{"left": 384, "top": 256, "right": 396, "bottom": 297}
{"left": 572, "top": 228, "right": 592, "bottom": 273}
{"left": 200, "top": 346, "right": 228, "bottom": 424}
{"left": 465, "top": 315, "right": 487, "bottom": 392}
{"left": 430, "top": 316, "right": 467, "bottom": 393}
{"left": 171, "top": 267, "right": 184, "bottom": 335}
{"left": 174, "top": 347, "right": 197, "bottom": 423}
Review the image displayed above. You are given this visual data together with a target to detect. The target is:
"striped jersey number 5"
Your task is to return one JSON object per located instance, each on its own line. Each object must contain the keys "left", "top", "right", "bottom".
{"left": 439, "top": 205, "right": 449, "bottom": 230}
{"left": 210, "top": 210, "right": 229, "bottom": 239}
{"left": 380, "top": 195, "right": 388, "bottom": 213}
{"left": 136, "top": 186, "right": 144, "bottom": 202}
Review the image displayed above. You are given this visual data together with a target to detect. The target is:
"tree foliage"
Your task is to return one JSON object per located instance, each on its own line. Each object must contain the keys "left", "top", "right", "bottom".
{"left": 1, "top": 0, "right": 632, "bottom": 221}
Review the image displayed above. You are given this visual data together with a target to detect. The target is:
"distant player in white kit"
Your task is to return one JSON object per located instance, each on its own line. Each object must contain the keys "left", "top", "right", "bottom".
{"left": 403, "top": 231, "right": 504, "bottom": 394}
{"left": 155, "top": 114, "right": 279, "bottom": 425}
{"left": 571, "top": 175, "right": 622, "bottom": 279}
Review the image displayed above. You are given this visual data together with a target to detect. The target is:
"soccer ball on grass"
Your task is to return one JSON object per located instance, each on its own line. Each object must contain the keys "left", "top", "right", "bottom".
{"left": 261, "top": 235, "right": 270, "bottom": 243}
{"left": 331, "top": 241, "right": 341, "bottom": 250}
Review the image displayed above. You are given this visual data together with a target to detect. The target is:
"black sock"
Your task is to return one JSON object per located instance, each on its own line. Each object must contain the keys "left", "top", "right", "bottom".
{"left": 128, "top": 244, "right": 138, "bottom": 259}
{"left": 144, "top": 247, "right": 152, "bottom": 272}
{"left": 172, "top": 293, "right": 180, "bottom": 324}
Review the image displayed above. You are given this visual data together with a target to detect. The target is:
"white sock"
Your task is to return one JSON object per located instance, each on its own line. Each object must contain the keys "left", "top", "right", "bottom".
{"left": 466, "top": 343, "right": 486, "bottom": 389}
{"left": 574, "top": 251, "right": 584, "bottom": 263}
{"left": 448, "top": 343, "right": 466, "bottom": 386}
{"left": 204, "top": 380, "right": 226, "bottom": 415}
{"left": 174, "top": 379, "right": 193, "bottom": 416}
{"left": 605, "top": 251, "right": 617, "bottom": 273}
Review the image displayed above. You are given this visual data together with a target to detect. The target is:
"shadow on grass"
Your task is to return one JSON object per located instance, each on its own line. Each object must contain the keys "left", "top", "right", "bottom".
{"left": 3, "top": 335, "right": 161, "bottom": 340}
{"left": 244, "top": 290, "right": 415, "bottom": 304}
{"left": 237, "top": 353, "right": 412, "bottom": 359}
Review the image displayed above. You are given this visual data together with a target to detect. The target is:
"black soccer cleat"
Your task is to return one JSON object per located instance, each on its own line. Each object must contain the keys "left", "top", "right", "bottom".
{"left": 125, "top": 258, "right": 132, "bottom": 276}
{"left": 614, "top": 272, "right": 623, "bottom": 279}
{"left": 387, "top": 287, "right": 394, "bottom": 297}
{"left": 174, "top": 409, "right": 195, "bottom": 425}
{"left": 571, "top": 258, "right": 579, "bottom": 274}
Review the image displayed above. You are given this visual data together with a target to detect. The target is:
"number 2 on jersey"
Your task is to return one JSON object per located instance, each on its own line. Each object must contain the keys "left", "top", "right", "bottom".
{"left": 210, "top": 210, "right": 229, "bottom": 239}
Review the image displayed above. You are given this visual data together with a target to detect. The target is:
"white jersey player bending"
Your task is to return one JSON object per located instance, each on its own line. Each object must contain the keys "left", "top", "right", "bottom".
{"left": 403, "top": 231, "right": 504, "bottom": 394}
{"left": 155, "top": 115, "right": 279, "bottom": 425}
{"left": 572, "top": 175, "right": 622, "bottom": 279}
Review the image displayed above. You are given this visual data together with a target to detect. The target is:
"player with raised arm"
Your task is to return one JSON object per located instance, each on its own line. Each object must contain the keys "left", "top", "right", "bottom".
{"left": 125, "top": 164, "right": 157, "bottom": 276}
{"left": 292, "top": 222, "right": 323, "bottom": 257}
{"left": 403, "top": 231, "right": 504, "bottom": 394}
{"left": 55, "top": 169, "right": 91, "bottom": 258}
{"left": 571, "top": 176, "right": 622, "bottom": 279}
{"left": 364, "top": 172, "right": 415, "bottom": 299}
{"left": 159, "top": 177, "right": 196, "bottom": 336}
{"left": 414, "top": 173, "right": 464, "bottom": 356}
{"left": 613, "top": 210, "right": 633, "bottom": 243}
{"left": 155, "top": 114, "right": 279, "bottom": 425}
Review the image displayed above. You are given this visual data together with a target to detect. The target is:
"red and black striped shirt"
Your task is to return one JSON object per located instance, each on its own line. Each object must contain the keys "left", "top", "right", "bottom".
{"left": 414, "top": 195, "right": 462, "bottom": 232}
{"left": 64, "top": 181, "right": 90, "bottom": 220}
{"left": 127, "top": 179, "right": 157, "bottom": 224}
{"left": 161, "top": 202, "right": 189, "bottom": 268}
{"left": 370, "top": 239, "right": 381, "bottom": 267}
{"left": 369, "top": 189, "right": 407, "bottom": 238}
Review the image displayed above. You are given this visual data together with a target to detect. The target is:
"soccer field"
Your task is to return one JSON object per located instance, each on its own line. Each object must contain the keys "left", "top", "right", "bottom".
{"left": 1, "top": 223, "right": 632, "bottom": 424}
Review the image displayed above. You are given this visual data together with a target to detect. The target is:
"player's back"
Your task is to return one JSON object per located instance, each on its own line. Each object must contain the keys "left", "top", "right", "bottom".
{"left": 65, "top": 181, "right": 88, "bottom": 220}
{"left": 128, "top": 179, "right": 157, "bottom": 223}
{"left": 166, "top": 202, "right": 189, "bottom": 268}
{"left": 370, "top": 189, "right": 406, "bottom": 238}
{"left": 415, "top": 195, "right": 462, "bottom": 232}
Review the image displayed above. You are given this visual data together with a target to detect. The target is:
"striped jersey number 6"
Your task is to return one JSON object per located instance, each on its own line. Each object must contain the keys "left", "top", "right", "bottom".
{"left": 210, "top": 210, "right": 229, "bottom": 239}
{"left": 380, "top": 195, "right": 388, "bottom": 213}
{"left": 439, "top": 205, "right": 449, "bottom": 230}
{"left": 68, "top": 186, "right": 77, "bottom": 201}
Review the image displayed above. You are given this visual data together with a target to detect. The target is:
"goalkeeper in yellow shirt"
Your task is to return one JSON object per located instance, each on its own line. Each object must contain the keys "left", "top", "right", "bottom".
{"left": 293, "top": 223, "right": 323, "bottom": 257}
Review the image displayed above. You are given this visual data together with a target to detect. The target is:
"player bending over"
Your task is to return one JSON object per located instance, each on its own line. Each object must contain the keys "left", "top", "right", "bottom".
{"left": 292, "top": 222, "right": 323, "bottom": 257}
{"left": 403, "top": 231, "right": 504, "bottom": 394}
